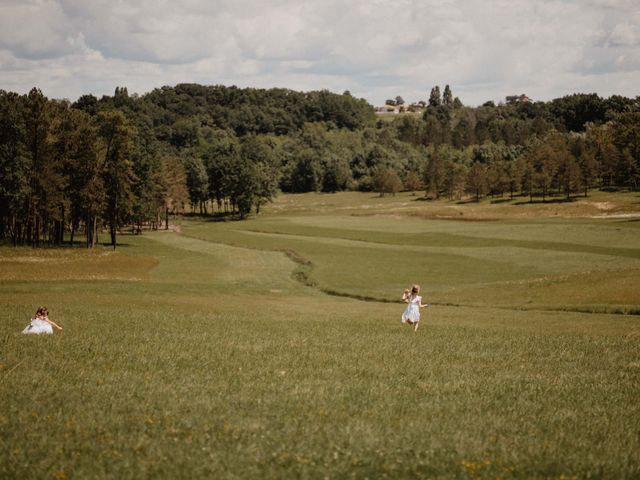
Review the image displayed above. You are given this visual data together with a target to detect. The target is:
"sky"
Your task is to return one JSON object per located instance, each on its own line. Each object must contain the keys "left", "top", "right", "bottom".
{"left": 0, "top": 0, "right": 639, "bottom": 106}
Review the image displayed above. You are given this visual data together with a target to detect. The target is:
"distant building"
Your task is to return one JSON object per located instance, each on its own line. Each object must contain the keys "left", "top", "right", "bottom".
{"left": 375, "top": 99, "right": 426, "bottom": 114}
{"left": 505, "top": 94, "right": 532, "bottom": 104}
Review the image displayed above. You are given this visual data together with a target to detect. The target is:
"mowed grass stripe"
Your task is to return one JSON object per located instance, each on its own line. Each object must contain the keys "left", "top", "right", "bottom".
{"left": 239, "top": 229, "right": 640, "bottom": 276}
{"left": 235, "top": 218, "right": 640, "bottom": 259}
{"left": 178, "top": 217, "right": 640, "bottom": 311}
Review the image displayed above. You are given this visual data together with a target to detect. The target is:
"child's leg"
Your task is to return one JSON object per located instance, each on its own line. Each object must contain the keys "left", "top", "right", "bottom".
{"left": 413, "top": 321, "right": 419, "bottom": 332}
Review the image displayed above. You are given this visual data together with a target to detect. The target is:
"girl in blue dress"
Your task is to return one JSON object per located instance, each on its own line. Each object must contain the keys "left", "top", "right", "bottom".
{"left": 401, "top": 285, "right": 428, "bottom": 332}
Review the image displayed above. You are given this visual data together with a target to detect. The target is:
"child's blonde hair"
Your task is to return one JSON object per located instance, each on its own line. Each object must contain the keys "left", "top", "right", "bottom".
{"left": 35, "top": 306, "right": 48, "bottom": 318}
{"left": 411, "top": 284, "right": 420, "bottom": 294}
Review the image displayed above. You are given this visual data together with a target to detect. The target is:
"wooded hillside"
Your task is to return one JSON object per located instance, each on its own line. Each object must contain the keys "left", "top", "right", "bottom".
{"left": 1, "top": 84, "right": 638, "bottom": 247}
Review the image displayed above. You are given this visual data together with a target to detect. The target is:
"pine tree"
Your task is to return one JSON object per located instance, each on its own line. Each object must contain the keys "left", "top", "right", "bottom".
{"left": 97, "top": 111, "right": 137, "bottom": 249}
{"left": 466, "top": 162, "right": 488, "bottom": 202}
{"left": 429, "top": 86, "right": 442, "bottom": 107}
{"left": 506, "top": 158, "right": 525, "bottom": 199}
{"left": 24, "top": 88, "right": 51, "bottom": 247}
{"left": 443, "top": 85, "right": 453, "bottom": 106}
{"left": 0, "top": 91, "right": 30, "bottom": 245}
{"left": 156, "top": 155, "right": 189, "bottom": 229}
{"left": 423, "top": 146, "right": 446, "bottom": 198}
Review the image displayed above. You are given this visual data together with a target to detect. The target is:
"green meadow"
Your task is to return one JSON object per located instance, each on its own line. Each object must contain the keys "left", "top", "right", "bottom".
{"left": 1, "top": 191, "right": 640, "bottom": 479}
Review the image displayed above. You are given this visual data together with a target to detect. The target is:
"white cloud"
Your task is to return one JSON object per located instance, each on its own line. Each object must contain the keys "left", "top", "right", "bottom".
{"left": 607, "top": 22, "right": 640, "bottom": 46}
{"left": 0, "top": 0, "right": 638, "bottom": 105}
{"left": 0, "top": 0, "right": 78, "bottom": 59}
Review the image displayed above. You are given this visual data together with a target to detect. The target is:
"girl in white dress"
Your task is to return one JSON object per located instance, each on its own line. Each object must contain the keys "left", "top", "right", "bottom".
{"left": 401, "top": 285, "right": 428, "bottom": 332}
{"left": 22, "top": 306, "right": 63, "bottom": 335}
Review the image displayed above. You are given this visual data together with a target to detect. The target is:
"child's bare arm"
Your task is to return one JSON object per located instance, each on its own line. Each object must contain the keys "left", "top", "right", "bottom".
{"left": 44, "top": 318, "right": 63, "bottom": 330}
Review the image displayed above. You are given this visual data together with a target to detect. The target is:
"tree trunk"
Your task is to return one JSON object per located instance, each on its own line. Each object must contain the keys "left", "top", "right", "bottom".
{"left": 11, "top": 216, "right": 17, "bottom": 246}
{"left": 34, "top": 215, "right": 40, "bottom": 248}
{"left": 165, "top": 207, "right": 169, "bottom": 230}
{"left": 110, "top": 220, "right": 116, "bottom": 250}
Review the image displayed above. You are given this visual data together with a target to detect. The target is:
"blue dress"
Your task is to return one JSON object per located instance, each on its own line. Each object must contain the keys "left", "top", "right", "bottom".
{"left": 401, "top": 295, "right": 422, "bottom": 324}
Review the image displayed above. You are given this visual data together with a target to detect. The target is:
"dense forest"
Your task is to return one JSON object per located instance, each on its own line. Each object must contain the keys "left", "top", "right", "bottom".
{"left": 1, "top": 83, "right": 639, "bottom": 248}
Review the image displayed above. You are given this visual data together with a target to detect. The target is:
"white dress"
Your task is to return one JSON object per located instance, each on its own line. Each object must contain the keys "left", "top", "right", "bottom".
{"left": 22, "top": 318, "right": 53, "bottom": 335}
{"left": 401, "top": 295, "right": 422, "bottom": 324}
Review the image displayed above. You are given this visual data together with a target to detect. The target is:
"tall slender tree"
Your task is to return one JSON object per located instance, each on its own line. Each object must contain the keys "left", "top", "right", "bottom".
{"left": 429, "top": 86, "right": 442, "bottom": 107}
{"left": 443, "top": 85, "right": 453, "bottom": 106}
{"left": 97, "top": 111, "right": 137, "bottom": 249}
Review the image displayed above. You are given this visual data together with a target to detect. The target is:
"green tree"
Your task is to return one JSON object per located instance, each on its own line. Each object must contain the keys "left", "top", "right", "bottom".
{"left": 97, "top": 111, "right": 137, "bottom": 249}
{"left": 184, "top": 156, "right": 209, "bottom": 213}
{"left": 586, "top": 124, "right": 618, "bottom": 186}
{"left": 443, "top": 160, "right": 468, "bottom": 200}
{"left": 423, "top": 146, "right": 446, "bottom": 198}
{"left": 429, "top": 86, "right": 441, "bottom": 107}
{"left": 554, "top": 146, "right": 582, "bottom": 199}
{"left": 443, "top": 85, "right": 453, "bottom": 106}
{"left": 466, "top": 162, "right": 488, "bottom": 202}
{"left": 322, "top": 154, "right": 351, "bottom": 192}
{"left": 240, "top": 136, "right": 280, "bottom": 214}
{"left": 69, "top": 115, "right": 104, "bottom": 247}
{"left": 0, "top": 91, "right": 30, "bottom": 245}
{"left": 24, "top": 88, "right": 52, "bottom": 246}
{"left": 404, "top": 171, "right": 423, "bottom": 194}
{"left": 289, "top": 149, "right": 322, "bottom": 192}
{"left": 156, "top": 155, "right": 189, "bottom": 229}
{"left": 372, "top": 166, "right": 403, "bottom": 196}
{"left": 506, "top": 158, "right": 525, "bottom": 199}
{"left": 612, "top": 112, "right": 640, "bottom": 190}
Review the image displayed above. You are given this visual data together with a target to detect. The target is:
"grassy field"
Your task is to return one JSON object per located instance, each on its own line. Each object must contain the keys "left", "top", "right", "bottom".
{"left": 1, "top": 191, "right": 640, "bottom": 479}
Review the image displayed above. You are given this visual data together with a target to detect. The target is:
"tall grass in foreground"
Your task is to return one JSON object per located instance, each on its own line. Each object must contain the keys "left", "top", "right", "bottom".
{"left": 2, "top": 301, "right": 640, "bottom": 479}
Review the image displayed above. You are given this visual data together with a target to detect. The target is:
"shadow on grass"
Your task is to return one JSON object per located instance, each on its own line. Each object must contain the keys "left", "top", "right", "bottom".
{"left": 413, "top": 196, "right": 470, "bottom": 203}
{"left": 0, "top": 239, "right": 99, "bottom": 249}
{"left": 183, "top": 212, "right": 244, "bottom": 223}
{"left": 369, "top": 194, "right": 403, "bottom": 199}
{"left": 513, "top": 197, "right": 578, "bottom": 206}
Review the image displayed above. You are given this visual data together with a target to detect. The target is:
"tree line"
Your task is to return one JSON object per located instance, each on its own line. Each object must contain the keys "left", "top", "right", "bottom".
{"left": 1, "top": 83, "right": 639, "bottom": 248}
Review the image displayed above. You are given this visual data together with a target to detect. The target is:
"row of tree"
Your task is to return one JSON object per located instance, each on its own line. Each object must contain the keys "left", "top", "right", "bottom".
{"left": 0, "top": 89, "right": 277, "bottom": 248}
{"left": 362, "top": 119, "right": 638, "bottom": 202}
{"left": 419, "top": 122, "right": 639, "bottom": 202}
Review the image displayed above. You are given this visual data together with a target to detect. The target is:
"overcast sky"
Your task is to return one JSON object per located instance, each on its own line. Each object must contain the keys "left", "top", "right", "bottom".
{"left": 0, "top": 0, "right": 639, "bottom": 106}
